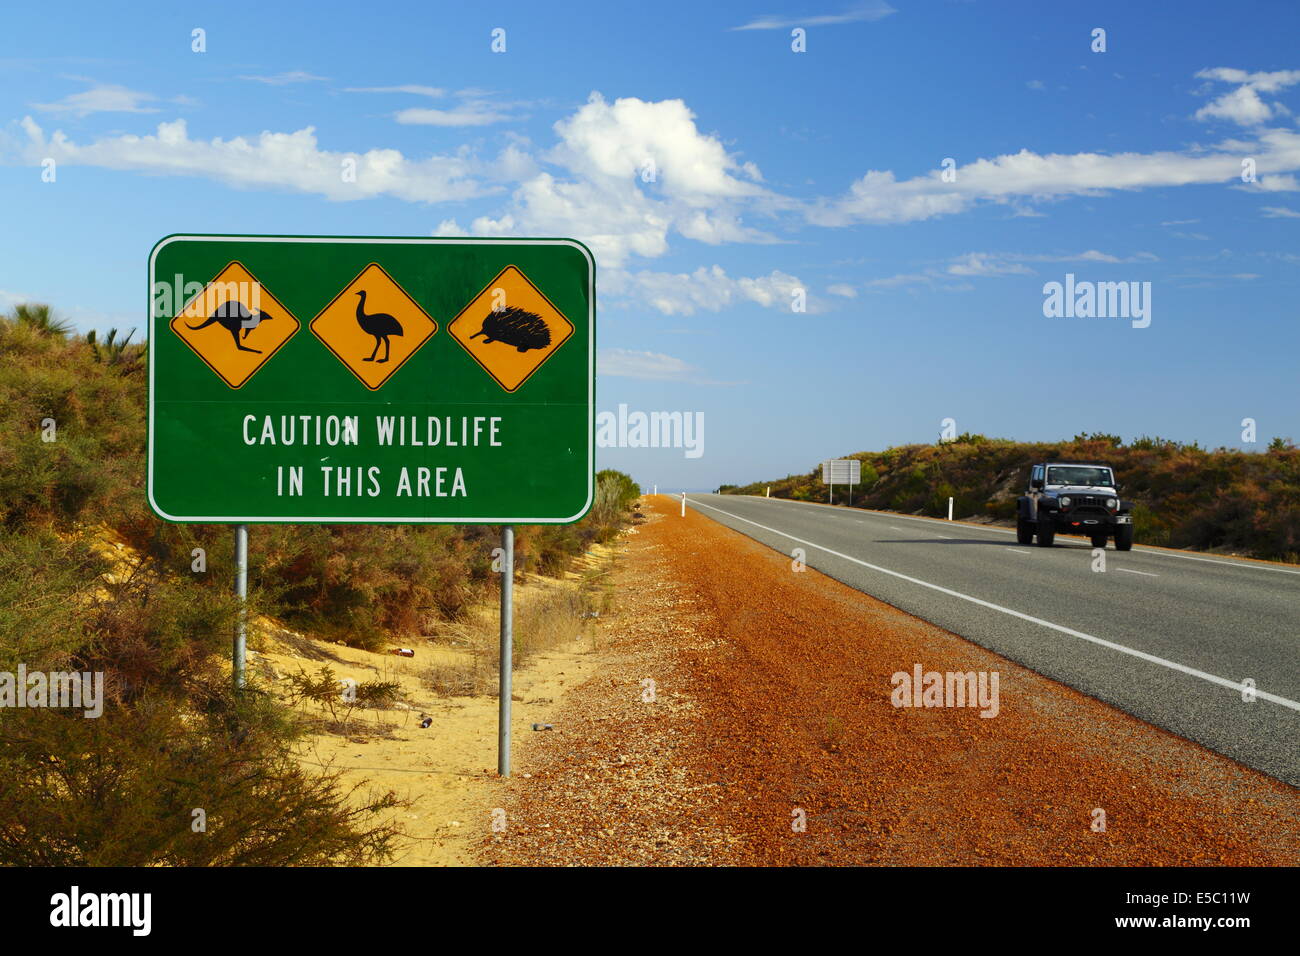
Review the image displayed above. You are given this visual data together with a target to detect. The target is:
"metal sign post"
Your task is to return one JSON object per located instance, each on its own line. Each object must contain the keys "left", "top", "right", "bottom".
{"left": 233, "top": 523, "right": 248, "bottom": 689}
{"left": 498, "top": 525, "right": 514, "bottom": 777}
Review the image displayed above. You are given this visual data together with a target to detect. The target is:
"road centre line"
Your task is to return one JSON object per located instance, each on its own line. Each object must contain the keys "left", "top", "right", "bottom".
{"left": 691, "top": 497, "right": 1300, "bottom": 713}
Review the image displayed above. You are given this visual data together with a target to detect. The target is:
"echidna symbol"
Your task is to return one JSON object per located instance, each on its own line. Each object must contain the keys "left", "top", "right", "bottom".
{"left": 470, "top": 306, "right": 551, "bottom": 353}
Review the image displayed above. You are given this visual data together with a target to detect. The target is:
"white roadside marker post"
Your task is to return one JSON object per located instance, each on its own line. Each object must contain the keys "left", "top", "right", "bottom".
{"left": 681, "top": 491, "right": 686, "bottom": 517}
{"left": 766, "top": 486, "right": 770, "bottom": 498}
{"left": 498, "top": 525, "right": 514, "bottom": 777}
{"left": 948, "top": 497, "right": 954, "bottom": 521}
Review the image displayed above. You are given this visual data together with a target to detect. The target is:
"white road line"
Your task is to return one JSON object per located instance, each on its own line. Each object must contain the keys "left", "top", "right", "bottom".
{"left": 689, "top": 498, "right": 1300, "bottom": 713}
{"left": 1119, "top": 546, "right": 1300, "bottom": 576}
{"left": 743, "top": 494, "right": 1300, "bottom": 577}
{"left": 1116, "top": 568, "right": 1159, "bottom": 577}
{"left": 1007, "top": 548, "right": 1032, "bottom": 554}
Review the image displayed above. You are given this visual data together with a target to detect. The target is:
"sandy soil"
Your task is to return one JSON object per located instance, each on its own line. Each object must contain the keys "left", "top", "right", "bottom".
{"left": 257, "top": 552, "right": 613, "bottom": 866}
{"left": 481, "top": 495, "right": 1300, "bottom": 866}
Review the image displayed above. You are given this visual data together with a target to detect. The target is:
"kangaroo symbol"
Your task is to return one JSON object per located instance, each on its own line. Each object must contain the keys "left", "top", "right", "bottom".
{"left": 187, "top": 301, "right": 274, "bottom": 354}
{"left": 355, "top": 290, "right": 403, "bottom": 363}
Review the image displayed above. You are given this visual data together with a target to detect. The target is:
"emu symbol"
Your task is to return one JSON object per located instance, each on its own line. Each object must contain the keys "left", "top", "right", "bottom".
{"left": 355, "top": 290, "right": 403, "bottom": 363}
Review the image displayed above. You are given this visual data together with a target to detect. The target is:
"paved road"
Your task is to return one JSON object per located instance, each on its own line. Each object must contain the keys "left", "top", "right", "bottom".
{"left": 685, "top": 493, "right": 1300, "bottom": 787}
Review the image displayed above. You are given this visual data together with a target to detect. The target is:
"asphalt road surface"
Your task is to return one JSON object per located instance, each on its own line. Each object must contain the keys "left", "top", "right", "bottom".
{"left": 686, "top": 493, "right": 1300, "bottom": 787}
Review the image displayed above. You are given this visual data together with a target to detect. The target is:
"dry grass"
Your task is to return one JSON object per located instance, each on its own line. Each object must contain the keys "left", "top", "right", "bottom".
{"left": 421, "top": 555, "right": 612, "bottom": 698}
{"left": 424, "top": 644, "right": 499, "bottom": 697}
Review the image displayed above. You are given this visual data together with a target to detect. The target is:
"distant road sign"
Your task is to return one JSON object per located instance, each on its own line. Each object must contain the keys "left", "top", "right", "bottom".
{"left": 822, "top": 459, "right": 861, "bottom": 484}
{"left": 148, "top": 235, "right": 595, "bottom": 524}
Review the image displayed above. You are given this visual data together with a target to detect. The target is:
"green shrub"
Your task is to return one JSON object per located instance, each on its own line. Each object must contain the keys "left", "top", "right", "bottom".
{"left": 0, "top": 526, "right": 401, "bottom": 866}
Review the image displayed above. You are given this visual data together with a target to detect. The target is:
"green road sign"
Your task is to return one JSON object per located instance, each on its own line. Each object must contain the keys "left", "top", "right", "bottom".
{"left": 148, "top": 235, "right": 595, "bottom": 523}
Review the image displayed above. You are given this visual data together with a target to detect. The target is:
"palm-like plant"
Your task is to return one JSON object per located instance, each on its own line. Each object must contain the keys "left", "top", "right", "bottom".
{"left": 86, "top": 327, "right": 139, "bottom": 365}
{"left": 12, "top": 303, "right": 74, "bottom": 338}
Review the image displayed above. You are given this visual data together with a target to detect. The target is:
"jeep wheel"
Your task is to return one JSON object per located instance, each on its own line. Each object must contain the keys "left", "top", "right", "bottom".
{"left": 1036, "top": 522, "right": 1055, "bottom": 547}
{"left": 1115, "top": 524, "right": 1134, "bottom": 551}
{"left": 1017, "top": 518, "right": 1034, "bottom": 544}
{"left": 1090, "top": 533, "right": 1108, "bottom": 548}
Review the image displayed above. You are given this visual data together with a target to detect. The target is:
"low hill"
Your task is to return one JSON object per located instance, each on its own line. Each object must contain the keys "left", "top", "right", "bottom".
{"left": 721, "top": 433, "right": 1300, "bottom": 562}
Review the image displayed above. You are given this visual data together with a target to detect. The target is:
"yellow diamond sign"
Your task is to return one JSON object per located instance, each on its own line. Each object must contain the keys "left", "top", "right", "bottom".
{"left": 310, "top": 263, "right": 438, "bottom": 390}
{"left": 170, "top": 261, "right": 299, "bottom": 389}
{"left": 448, "top": 265, "right": 575, "bottom": 392}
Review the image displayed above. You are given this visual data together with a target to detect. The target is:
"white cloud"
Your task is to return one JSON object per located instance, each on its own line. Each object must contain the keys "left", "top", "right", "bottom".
{"left": 1198, "top": 68, "right": 1300, "bottom": 94}
{"left": 602, "top": 264, "right": 810, "bottom": 316}
{"left": 827, "top": 283, "right": 857, "bottom": 298}
{"left": 436, "top": 173, "right": 677, "bottom": 264}
{"left": 1194, "top": 68, "right": 1300, "bottom": 126}
{"left": 946, "top": 252, "right": 1033, "bottom": 277}
{"left": 439, "top": 93, "right": 778, "bottom": 266}
{"left": 32, "top": 83, "right": 160, "bottom": 117}
{"left": 1026, "top": 80, "right": 1046, "bottom": 91}
{"left": 396, "top": 105, "right": 514, "bottom": 127}
{"left": 1023, "top": 249, "right": 1159, "bottom": 264}
{"left": 1196, "top": 85, "right": 1274, "bottom": 125}
{"left": 732, "top": 1, "right": 896, "bottom": 30}
{"left": 0, "top": 288, "right": 33, "bottom": 311}
{"left": 548, "top": 93, "right": 765, "bottom": 202}
{"left": 1242, "top": 172, "right": 1300, "bottom": 192}
{"left": 238, "top": 71, "right": 327, "bottom": 85}
{"left": 346, "top": 86, "right": 518, "bottom": 126}
{"left": 16, "top": 116, "right": 488, "bottom": 203}
{"left": 1262, "top": 205, "right": 1300, "bottom": 218}
{"left": 1171, "top": 271, "right": 1262, "bottom": 282}
{"left": 598, "top": 348, "right": 699, "bottom": 380}
{"left": 345, "top": 85, "right": 445, "bottom": 97}
{"left": 864, "top": 272, "right": 932, "bottom": 289}
{"left": 864, "top": 249, "right": 1158, "bottom": 290}
{"left": 809, "top": 127, "right": 1300, "bottom": 226}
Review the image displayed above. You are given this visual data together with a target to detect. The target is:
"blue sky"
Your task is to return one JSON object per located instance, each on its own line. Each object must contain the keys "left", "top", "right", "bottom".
{"left": 3, "top": 0, "right": 1299, "bottom": 490}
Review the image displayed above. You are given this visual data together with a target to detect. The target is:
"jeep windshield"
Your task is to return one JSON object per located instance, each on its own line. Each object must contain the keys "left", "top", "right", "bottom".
{"left": 1046, "top": 466, "right": 1114, "bottom": 487}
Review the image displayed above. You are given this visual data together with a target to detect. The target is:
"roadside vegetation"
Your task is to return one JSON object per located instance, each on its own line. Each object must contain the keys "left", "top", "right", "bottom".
{"left": 722, "top": 432, "right": 1300, "bottom": 562}
{"left": 0, "top": 304, "right": 640, "bottom": 864}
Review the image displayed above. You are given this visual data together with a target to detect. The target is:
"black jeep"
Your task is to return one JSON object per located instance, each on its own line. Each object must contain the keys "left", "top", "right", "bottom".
{"left": 1016, "top": 462, "right": 1134, "bottom": 550}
